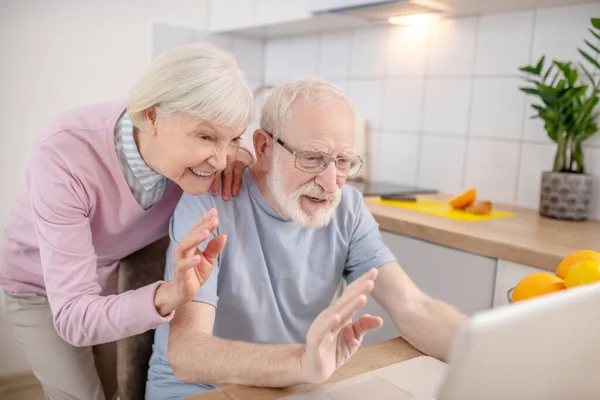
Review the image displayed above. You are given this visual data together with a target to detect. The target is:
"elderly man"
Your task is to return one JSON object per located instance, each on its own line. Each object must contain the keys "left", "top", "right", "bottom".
{"left": 145, "top": 78, "right": 466, "bottom": 400}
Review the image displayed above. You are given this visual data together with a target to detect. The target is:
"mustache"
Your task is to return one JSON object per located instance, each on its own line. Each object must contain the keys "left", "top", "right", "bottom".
{"left": 296, "top": 182, "right": 340, "bottom": 201}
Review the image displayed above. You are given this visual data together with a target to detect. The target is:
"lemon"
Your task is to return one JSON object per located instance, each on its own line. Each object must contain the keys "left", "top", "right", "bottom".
{"left": 564, "top": 260, "right": 600, "bottom": 288}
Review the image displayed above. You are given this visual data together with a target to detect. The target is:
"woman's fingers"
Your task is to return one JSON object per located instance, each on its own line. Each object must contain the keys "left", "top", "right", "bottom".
{"left": 210, "top": 172, "right": 221, "bottom": 196}
{"left": 222, "top": 167, "right": 233, "bottom": 200}
{"left": 174, "top": 255, "right": 201, "bottom": 278}
{"left": 231, "top": 161, "right": 245, "bottom": 197}
{"left": 176, "top": 228, "right": 210, "bottom": 260}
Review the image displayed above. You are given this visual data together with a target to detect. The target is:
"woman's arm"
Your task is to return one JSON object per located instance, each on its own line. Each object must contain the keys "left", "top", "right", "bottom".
{"left": 29, "top": 143, "right": 201, "bottom": 347}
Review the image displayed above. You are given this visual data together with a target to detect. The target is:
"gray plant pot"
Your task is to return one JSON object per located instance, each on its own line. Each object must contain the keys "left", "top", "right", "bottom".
{"left": 540, "top": 171, "right": 593, "bottom": 221}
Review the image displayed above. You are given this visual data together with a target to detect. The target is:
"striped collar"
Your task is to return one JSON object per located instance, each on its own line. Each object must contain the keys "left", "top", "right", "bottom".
{"left": 118, "top": 114, "right": 165, "bottom": 191}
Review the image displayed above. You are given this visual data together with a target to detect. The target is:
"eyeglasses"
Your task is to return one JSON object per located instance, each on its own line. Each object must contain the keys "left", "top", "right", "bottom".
{"left": 266, "top": 132, "right": 364, "bottom": 177}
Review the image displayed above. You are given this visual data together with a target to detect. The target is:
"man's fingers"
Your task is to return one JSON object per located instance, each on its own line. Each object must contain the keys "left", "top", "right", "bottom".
{"left": 335, "top": 294, "right": 367, "bottom": 328}
{"left": 210, "top": 172, "right": 221, "bottom": 196}
{"left": 352, "top": 314, "right": 383, "bottom": 339}
{"left": 189, "top": 208, "right": 217, "bottom": 233}
{"left": 231, "top": 162, "right": 244, "bottom": 197}
{"left": 202, "top": 233, "right": 228, "bottom": 264}
{"left": 339, "top": 269, "right": 378, "bottom": 301}
{"left": 331, "top": 278, "right": 374, "bottom": 317}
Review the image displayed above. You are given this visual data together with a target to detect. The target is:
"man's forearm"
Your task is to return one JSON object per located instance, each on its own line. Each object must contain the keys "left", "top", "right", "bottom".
{"left": 390, "top": 295, "right": 466, "bottom": 361}
{"left": 169, "top": 333, "right": 306, "bottom": 387}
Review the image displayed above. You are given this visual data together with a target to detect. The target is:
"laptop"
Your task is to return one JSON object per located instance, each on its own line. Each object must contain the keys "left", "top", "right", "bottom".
{"left": 281, "top": 282, "right": 600, "bottom": 400}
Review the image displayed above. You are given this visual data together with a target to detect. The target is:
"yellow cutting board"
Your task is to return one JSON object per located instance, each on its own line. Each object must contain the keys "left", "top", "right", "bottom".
{"left": 368, "top": 197, "right": 515, "bottom": 222}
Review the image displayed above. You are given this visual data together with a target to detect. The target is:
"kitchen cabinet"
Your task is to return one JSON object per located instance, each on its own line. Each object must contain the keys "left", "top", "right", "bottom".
{"left": 210, "top": 0, "right": 599, "bottom": 37}
{"left": 209, "top": 0, "right": 310, "bottom": 33}
{"left": 209, "top": 0, "right": 255, "bottom": 32}
{"left": 492, "top": 259, "right": 548, "bottom": 308}
{"left": 360, "top": 230, "right": 497, "bottom": 346}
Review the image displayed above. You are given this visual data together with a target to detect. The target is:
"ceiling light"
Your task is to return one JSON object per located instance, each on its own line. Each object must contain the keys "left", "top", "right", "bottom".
{"left": 388, "top": 13, "right": 440, "bottom": 25}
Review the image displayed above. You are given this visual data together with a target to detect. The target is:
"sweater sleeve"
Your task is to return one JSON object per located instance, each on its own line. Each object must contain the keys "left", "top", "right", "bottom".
{"left": 29, "top": 141, "right": 173, "bottom": 347}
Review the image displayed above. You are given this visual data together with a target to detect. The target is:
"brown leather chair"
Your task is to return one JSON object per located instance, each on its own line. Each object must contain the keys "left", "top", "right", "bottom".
{"left": 117, "top": 236, "right": 170, "bottom": 400}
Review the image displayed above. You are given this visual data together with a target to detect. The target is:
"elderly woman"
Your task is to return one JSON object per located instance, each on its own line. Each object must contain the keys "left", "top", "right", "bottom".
{"left": 0, "top": 43, "right": 254, "bottom": 400}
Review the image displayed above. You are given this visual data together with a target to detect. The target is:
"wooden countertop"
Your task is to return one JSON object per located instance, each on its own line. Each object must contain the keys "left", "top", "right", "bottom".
{"left": 187, "top": 338, "right": 421, "bottom": 400}
{"left": 365, "top": 195, "right": 600, "bottom": 272}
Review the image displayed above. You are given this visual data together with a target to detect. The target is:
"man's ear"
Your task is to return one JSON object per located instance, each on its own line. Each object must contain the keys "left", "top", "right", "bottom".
{"left": 253, "top": 129, "right": 271, "bottom": 171}
{"left": 143, "top": 107, "right": 159, "bottom": 137}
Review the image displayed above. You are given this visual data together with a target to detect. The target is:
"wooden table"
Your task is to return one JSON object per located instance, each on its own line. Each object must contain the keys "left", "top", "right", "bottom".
{"left": 186, "top": 338, "right": 422, "bottom": 400}
{"left": 365, "top": 195, "right": 600, "bottom": 272}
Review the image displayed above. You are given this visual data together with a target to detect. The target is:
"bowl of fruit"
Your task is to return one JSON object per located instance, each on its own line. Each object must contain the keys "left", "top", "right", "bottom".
{"left": 509, "top": 250, "right": 600, "bottom": 303}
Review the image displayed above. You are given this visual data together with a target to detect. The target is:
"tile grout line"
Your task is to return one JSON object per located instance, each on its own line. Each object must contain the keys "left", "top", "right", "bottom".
{"left": 514, "top": 7, "right": 539, "bottom": 205}
{"left": 414, "top": 22, "right": 433, "bottom": 187}
{"left": 459, "top": 14, "right": 482, "bottom": 191}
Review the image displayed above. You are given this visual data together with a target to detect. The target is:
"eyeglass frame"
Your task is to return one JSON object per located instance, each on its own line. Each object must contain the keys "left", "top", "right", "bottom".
{"left": 265, "top": 131, "right": 364, "bottom": 177}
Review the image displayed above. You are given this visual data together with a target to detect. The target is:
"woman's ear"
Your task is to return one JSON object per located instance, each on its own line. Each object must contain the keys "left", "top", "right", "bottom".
{"left": 143, "top": 107, "right": 159, "bottom": 137}
{"left": 253, "top": 129, "right": 271, "bottom": 171}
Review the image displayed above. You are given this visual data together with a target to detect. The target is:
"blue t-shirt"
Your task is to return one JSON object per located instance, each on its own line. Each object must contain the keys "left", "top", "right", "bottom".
{"left": 146, "top": 169, "right": 396, "bottom": 400}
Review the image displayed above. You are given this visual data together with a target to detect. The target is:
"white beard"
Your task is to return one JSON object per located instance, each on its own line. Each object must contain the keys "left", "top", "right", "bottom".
{"left": 266, "top": 149, "right": 342, "bottom": 228}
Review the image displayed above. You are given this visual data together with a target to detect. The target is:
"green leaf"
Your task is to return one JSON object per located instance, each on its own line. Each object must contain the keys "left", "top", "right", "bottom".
{"left": 520, "top": 66, "right": 540, "bottom": 75}
{"left": 589, "top": 27, "right": 600, "bottom": 42}
{"left": 543, "top": 64, "right": 556, "bottom": 82}
{"left": 580, "top": 49, "right": 600, "bottom": 70}
{"left": 580, "top": 63, "right": 596, "bottom": 85}
{"left": 520, "top": 87, "right": 540, "bottom": 96}
{"left": 535, "top": 55, "right": 546, "bottom": 74}
{"left": 585, "top": 39, "right": 600, "bottom": 56}
{"left": 592, "top": 18, "right": 600, "bottom": 30}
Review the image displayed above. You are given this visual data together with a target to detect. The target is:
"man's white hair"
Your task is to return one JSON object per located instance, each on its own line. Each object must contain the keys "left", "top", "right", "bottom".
{"left": 128, "top": 43, "right": 254, "bottom": 130}
{"left": 260, "top": 78, "right": 357, "bottom": 139}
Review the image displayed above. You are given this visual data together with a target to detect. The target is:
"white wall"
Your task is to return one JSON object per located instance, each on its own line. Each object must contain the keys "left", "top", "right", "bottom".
{"left": 0, "top": 0, "right": 209, "bottom": 376}
{"left": 262, "top": 2, "right": 600, "bottom": 220}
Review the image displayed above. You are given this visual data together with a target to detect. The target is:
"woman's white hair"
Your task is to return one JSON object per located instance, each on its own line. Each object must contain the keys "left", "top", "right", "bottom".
{"left": 260, "top": 78, "right": 357, "bottom": 140}
{"left": 128, "top": 43, "right": 254, "bottom": 130}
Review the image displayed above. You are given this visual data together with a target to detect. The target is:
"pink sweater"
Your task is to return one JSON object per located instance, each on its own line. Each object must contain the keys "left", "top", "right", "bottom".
{"left": 0, "top": 101, "right": 252, "bottom": 347}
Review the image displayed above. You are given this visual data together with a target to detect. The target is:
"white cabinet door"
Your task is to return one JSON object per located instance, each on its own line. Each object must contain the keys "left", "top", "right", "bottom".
{"left": 359, "top": 230, "right": 497, "bottom": 346}
{"left": 255, "top": 0, "right": 311, "bottom": 25}
{"left": 209, "top": 0, "right": 255, "bottom": 32}
{"left": 493, "top": 260, "right": 548, "bottom": 308}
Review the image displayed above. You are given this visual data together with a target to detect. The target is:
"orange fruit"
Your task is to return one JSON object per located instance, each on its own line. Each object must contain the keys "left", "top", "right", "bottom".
{"left": 564, "top": 260, "right": 600, "bottom": 288}
{"left": 449, "top": 188, "right": 476, "bottom": 210}
{"left": 512, "top": 273, "right": 566, "bottom": 302}
{"left": 555, "top": 250, "right": 600, "bottom": 280}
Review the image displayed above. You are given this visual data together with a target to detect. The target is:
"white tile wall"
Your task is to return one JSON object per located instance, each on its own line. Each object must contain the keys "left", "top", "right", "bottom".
{"left": 533, "top": 2, "right": 600, "bottom": 67}
{"left": 232, "top": 37, "right": 264, "bottom": 81}
{"left": 427, "top": 17, "right": 478, "bottom": 76}
{"left": 258, "top": 2, "right": 600, "bottom": 217}
{"left": 289, "top": 35, "right": 319, "bottom": 77}
{"left": 350, "top": 27, "right": 388, "bottom": 78}
{"left": 318, "top": 32, "right": 352, "bottom": 79}
{"left": 372, "top": 132, "right": 420, "bottom": 184}
{"left": 475, "top": 11, "right": 534, "bottom": 76}
{"left": 516, "top": 143, "right": 555, "bottom": 209}
{"left": 348, "top": 79, "right": 384, "bottom": 130}
{"left": 382, "top": 78, "right": 425, "bottom": 132}
{"left": 387, "top": 24, "right": 429, "bottom": 76}
{"left": 422, "top": 78, "right": 472, "bottom": 136}
{"left": 464, "top": 139, "right": 521, "bottom": 203}
{"left": 470, "top": 78, "right": 526, "bottom": 140}
{"left": 418, "top": 135, "right": 467, "bottom": 194}
{"left": 584, "top": 147, "right": 600, "bottom": 220}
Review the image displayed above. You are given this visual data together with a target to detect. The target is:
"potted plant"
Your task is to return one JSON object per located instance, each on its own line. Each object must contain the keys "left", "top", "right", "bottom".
{"left": 519, "top": 18, "right": 600, "bottom": 221}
